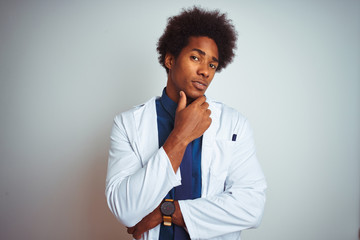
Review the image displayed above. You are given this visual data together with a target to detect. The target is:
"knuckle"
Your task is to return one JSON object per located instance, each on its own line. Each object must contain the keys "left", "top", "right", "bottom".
{"left": 197, "top": 95, "right": 206, "bottom": 104}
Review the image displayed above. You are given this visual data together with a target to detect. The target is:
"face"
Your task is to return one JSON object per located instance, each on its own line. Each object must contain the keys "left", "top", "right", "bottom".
{"left": 165, "top": 36, "right": 219, "bottom": 103}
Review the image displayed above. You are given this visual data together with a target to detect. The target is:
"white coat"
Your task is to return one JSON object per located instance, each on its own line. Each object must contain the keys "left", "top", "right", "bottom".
{"left": 106, "top": 96, "right": 267, "bottom": 240}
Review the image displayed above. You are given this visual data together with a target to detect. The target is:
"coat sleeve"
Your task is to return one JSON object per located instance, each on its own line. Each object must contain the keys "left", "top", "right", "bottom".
{"left": 179, "top": 118, "right": 267, "bottom": 239}
{"left": 105, "top": 113, "right": 182, "bottom": 227}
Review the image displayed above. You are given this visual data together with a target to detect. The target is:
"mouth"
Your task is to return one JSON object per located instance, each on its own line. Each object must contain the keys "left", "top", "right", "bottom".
{"left": 192, "top": 80, "right": 208, "bottom": 91}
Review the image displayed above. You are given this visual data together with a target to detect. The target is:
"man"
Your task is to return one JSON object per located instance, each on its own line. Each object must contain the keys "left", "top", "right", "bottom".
{"left": 106, "top": 6, "right": 266, "bottom": 240}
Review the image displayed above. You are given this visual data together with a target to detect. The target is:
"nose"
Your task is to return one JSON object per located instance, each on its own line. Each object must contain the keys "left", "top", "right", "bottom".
{"left": 197, "top": 62, "right": 209, "bottom": 78}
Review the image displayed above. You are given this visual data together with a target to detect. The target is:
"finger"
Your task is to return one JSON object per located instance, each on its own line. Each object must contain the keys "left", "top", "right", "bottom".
{"left": 133, "top": 230, "right": 142, "bottom": 240}
{"left": 200, "top": 101, "right": 209, "bottom": 109}
{"left": 176, "top": 91, "right": 187, "bottom": 113}
{"left": 132, "top": 222, "right": 145, "bottom": 239}
{"left": 127, "top": 227, "right": 135, "bottom": 234}
{"left": 192, "top": 95, "right": 206, "bottom": 106}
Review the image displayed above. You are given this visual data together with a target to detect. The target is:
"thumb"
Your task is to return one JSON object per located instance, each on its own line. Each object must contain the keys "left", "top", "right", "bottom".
{"left": 176, "top": 91, "right": 187, "bottom": 113}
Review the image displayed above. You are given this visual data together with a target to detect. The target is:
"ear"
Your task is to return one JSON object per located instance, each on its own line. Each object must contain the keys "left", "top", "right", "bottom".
{"left": 165, "top": 53, "right": 175, "bottom": 70}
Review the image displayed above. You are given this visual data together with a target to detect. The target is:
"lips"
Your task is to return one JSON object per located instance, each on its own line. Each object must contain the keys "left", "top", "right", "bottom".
{"left": 192, "top": 80, "right": 208, "bottom": 91}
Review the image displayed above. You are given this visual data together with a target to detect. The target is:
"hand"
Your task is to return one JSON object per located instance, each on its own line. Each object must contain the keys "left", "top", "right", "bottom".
{"left": 173, "top": 91, "right": 212, "bottom": 144}
{"left": 127, "top": 201, "right": 186, "bottom": 239}
{"left": 127, "top": 206, "right": 162, "bottom": 239}
{"left": 163, "top": 91, "right": 211, "bottom": 172}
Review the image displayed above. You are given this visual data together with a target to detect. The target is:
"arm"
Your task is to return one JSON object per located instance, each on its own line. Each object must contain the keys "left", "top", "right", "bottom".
{"left": 179, "top": 119, "right": 267, "bottom": 239}
{"left": 127, "top": 201, "right": 185, "bottom": 239}
{"left": 126, "top": 119, "right": 265, "bottom": 240}
{"left": 163, "top": 91, "right": 212, "bottom": 172}
{"left": 105, "top": 112, "right": 182, "bottom": 227}
{"left": 106, "top": 92, "right": 211, "bottom": 228}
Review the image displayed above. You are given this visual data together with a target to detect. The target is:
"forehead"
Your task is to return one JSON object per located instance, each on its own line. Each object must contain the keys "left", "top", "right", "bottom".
{"left": 182, "top": 36, "right": 219, "bottom": 59}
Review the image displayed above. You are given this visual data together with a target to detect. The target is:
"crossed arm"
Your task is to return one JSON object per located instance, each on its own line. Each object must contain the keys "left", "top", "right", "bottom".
{"left": 107, "top": 92, "right": 212, "bottom": 239}
{"left": 127, "top": 201, "right": 185, "bottom": 239}
{"left": 106, "top": 92, "right": 266, "bottom": 239}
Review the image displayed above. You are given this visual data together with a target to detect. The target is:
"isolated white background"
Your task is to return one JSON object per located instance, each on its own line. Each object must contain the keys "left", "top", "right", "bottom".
{"left": 0, "top": 0, "right": 359, "bottom": 239}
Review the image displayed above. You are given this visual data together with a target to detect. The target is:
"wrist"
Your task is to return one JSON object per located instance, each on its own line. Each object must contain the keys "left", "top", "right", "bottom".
{"left": 155, "top": 206, "right": 163, "bottom": 224}
{"left": 172, "top": 201, "right": 185, "bottom": 227}
{"left": 160, "top": 199, "right": 175, "bottom": 226}
{"left": 166, "top": 130, "right": 191, "bottom": 147}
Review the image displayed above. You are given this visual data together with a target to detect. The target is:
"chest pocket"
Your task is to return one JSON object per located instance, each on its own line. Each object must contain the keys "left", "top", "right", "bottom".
{"left": 206, "top": 140, "right": 236, "bottom": 195}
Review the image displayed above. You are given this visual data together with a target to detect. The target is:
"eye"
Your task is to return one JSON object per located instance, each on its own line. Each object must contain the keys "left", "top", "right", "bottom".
{"left": 191, "top": 56, "right": 199, "bottom": 61}
{"left": 210, "top": 63, "right": 217, "bottom": 69}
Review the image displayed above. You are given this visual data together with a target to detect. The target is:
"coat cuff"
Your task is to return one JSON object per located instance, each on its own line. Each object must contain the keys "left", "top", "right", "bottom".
{"left": 178, "top": 200, "right": 199, "bottom": 239}
{"left": 159, "top": 146, "right": 182, "bottom": 187}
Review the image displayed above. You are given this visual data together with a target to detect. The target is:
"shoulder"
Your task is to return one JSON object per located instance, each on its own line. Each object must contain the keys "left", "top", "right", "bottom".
{"left": 114, "top": 97, "right": 158, "bottom": 123}
{"left": 111, "top": 97, "right": 158, "bottom": 139}
{"left": 207, "top": 97, "right": 247, "bottom": 123}
{"left": 206, "top": 97, "right": 252, "bottom": 138}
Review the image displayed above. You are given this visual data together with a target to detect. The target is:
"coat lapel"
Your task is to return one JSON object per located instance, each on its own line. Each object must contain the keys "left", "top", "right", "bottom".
{"left": 132, "top": 97, "right": 159, "bottom": 166}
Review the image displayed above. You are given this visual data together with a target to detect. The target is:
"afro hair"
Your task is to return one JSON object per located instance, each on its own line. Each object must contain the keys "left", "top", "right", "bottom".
{"left": 157, "top": 6, "right": 237, "bottom": 73}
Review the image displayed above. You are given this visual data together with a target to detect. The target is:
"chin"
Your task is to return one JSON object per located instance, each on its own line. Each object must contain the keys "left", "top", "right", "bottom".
{"left": 185, "top": 91, "right": 205, "bottom": 101}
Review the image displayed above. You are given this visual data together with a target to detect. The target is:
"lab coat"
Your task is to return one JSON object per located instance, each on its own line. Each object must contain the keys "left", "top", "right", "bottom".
{"left": 106, "top": 96, "right": 267, "bottom": 240}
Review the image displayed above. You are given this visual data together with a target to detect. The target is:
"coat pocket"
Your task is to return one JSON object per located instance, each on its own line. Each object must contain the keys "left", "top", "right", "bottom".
{"left": 207, "top": 171, "right": 227, "bottom": 195}
{"left": 205, "top": 140, "right": 236, "bottom": 195}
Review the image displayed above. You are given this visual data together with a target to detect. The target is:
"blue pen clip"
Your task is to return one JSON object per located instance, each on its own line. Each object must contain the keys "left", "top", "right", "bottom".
{"left": 232, "top": 134, "right": 237, "bottom": 141}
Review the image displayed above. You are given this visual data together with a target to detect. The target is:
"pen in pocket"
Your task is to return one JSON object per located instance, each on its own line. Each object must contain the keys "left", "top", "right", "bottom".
{"left": 232, "top": 134, "right": 237, "bottom": 141}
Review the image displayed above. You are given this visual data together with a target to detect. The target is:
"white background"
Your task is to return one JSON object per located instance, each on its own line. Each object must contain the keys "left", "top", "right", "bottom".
{"left": 0, "top": 0, "right": 359, "bottom": 239}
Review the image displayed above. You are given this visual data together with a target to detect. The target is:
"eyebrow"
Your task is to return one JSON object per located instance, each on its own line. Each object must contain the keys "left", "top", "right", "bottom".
{"left": 191, "top": 48, "right": 219, "bottom": 63}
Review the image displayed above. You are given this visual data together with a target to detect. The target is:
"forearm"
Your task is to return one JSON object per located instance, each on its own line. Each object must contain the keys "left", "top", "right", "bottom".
{"left": 106, "top": 147, "right": 181, "bottom": 227}
{"left": 178, "top": 150, "right": 267, "bottom": 239}
{"left": 127, "top": 200, "right": 185, "bottom": 239}
{"left": 163, "top": 130, "right": 189, "bottom": 172}
{"left": 179, "top": 181, "right": 266, "bottom": 239}
{"left": 173, "top": 200, "right": 186, "bottom": 227}
{"left": 163, "top": 92, "right": 211, "bottom": 172}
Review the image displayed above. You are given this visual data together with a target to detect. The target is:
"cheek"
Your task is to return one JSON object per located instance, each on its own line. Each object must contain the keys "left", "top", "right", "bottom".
{"left": 176, "top": 63, "right": 192, "bottom": 79}
{"left": 182, "top": 63, "right": 197, "bottom": 76}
